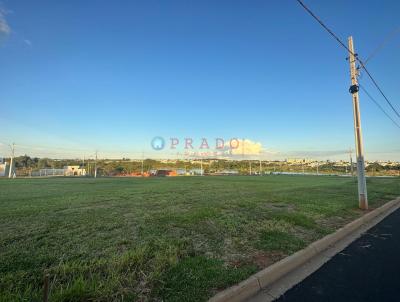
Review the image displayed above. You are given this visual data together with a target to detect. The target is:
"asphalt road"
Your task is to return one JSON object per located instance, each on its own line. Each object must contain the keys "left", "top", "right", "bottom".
{"left": 275, "top": 208, "right": 400, "bottom": 302}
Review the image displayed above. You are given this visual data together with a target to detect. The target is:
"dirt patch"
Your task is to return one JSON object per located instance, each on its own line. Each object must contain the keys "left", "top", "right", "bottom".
{"left": 252, "top": 251, "right": 285, "bottom": 268}
{"left": 229, "top": 251, "right": 285, "bottom": 269}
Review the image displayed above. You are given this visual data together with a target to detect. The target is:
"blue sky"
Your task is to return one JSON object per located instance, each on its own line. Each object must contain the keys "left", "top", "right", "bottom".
{"left": 0, "top": 0, "right": 399, "bottom": 160}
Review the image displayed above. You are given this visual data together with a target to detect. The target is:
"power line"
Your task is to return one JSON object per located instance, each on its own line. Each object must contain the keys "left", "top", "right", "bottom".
{"left": 359, "top": 67, "right": 400, "bottom": 119}
{"left": 359, "top": 84, "right": 400, "bottom": 129}
{"left": 295, "top": 0, "right": 354, "bottom": 54}
{"left": 295, "top": 0, "right": 400, "bottom": 120}
{"left": 3, "top": 142, "right": 155, "bottom": 155}
{"left": 364, "top": 27, "right": 400, "bottom": 65}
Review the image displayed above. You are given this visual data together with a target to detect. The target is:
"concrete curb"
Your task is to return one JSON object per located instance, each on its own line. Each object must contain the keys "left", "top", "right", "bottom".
{"left": 208, "top": 198, "right": 400, "bottom": 302}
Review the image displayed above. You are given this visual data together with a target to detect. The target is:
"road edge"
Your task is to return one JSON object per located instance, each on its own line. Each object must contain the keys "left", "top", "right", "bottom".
{"left": 208, "top": 197, "right": 400, "bottom": 302}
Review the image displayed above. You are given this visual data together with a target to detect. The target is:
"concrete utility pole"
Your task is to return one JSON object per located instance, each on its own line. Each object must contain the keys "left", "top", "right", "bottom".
{"left": 8, "top": 143, "right": 15, "bottom": 178}
{"left": 200, "top": 158, "right": 203, "bottom": 176}
{"left": 141, "top": 151, "right": 144, "bottom": 175}
{"left": 348, "top": 36, "right": 368, "bottom": 210}
{"left": 349, "top": 148, "right": 354, "bottom": 176}
{"left": 94, "top": 151, "right": 98, "bottom": 178}
{"left": 259, "top": 160, "right": 262, "bottom": 176}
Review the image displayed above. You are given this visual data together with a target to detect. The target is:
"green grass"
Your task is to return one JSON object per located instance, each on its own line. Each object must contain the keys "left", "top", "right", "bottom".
{"left": 0, "top": 175, "right": 398, "bottom": 301}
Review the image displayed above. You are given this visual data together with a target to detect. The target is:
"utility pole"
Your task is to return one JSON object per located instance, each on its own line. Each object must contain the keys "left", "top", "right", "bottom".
{"left": 316, "top": 161, "right": 319, "bottom": 175}
{"left": 94, "top": 151, "right": 98, "bottom": 178}
{"left": 8, "top": 143, "right": 15, "bottom": 178}
{"left": 349, "top": 148, "right": 354, "bottom": 176}
{"left": 259, "top": 159, "right": 262, "bottom": 176}
{"left": 348, "top": 36, "right": 368, "bottom": 210}
{"left": 200, "top": 158, "right": 203, "bottom": 176}
{"left": 141, "top": 151, "right": 144, "bottom": 176}
{"left": 249, "top": 161, "right": 252, "bottom": 175}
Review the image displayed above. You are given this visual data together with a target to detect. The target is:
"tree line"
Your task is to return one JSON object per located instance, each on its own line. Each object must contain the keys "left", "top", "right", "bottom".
{"left": 6, "top": 155, "right": 400, "bottom": 176}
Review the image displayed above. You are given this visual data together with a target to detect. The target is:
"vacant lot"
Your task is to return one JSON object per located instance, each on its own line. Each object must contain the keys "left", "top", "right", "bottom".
{"left": 0, "top": 176, "right": 398, "bottom": 301}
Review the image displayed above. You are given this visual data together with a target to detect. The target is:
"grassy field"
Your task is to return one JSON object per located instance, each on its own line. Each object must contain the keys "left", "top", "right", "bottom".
{"left": 0, "top": 175, "right": 398, "bottom": 301}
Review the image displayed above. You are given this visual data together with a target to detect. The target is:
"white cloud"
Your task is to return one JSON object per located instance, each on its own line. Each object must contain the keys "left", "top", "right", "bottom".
{"left": 232, "top": 139, "right": 263, "bottom": 155}
{"left": 226, "top": 139, "right": 263, "bottom": 156}
{"left": 24, "top": 39, "right": 32, "bottom": 46}
{"left": 0, "top": 7, "right": 10, "bottom": 36}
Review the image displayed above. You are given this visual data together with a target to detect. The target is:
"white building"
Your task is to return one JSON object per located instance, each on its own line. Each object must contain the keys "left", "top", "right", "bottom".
{"left": 0, "top": 162, "right": 9, "bottom": 177}
{"left": 64, "top": 165, "right": 86, "bottom": 176}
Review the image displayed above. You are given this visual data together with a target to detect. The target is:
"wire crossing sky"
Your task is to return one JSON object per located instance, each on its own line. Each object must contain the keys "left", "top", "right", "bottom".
{"left": 296, "top": 0, "right": 400, "bottom": 121}
{"left": 0, "top": 0, "right": 399, "bottom": 160}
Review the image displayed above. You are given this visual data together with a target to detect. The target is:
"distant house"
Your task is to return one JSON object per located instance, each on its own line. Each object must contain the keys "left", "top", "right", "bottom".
{"left": 0, "top": 162, "right": 9, "bottom": 177}
{"left": 176, "top": 169, "right": 187, "bottom": 176}
{"left": 64, "top": 165, "right": 86, "bottom": 176}
{"left": 156, "top": 169, "right": 177, "bottom": 177}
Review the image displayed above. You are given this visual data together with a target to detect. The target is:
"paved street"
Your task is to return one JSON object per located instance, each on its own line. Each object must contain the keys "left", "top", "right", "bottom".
{"left": 273, "top": 208, "right": 400, "bottom": 302}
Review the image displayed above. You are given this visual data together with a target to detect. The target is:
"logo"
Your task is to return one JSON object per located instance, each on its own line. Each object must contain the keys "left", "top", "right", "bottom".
{"left": 150, "top": 136, "right": 240, "bottom": 151}
{"left": 151, "top": 136, "right": 166, "bottom": 150}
